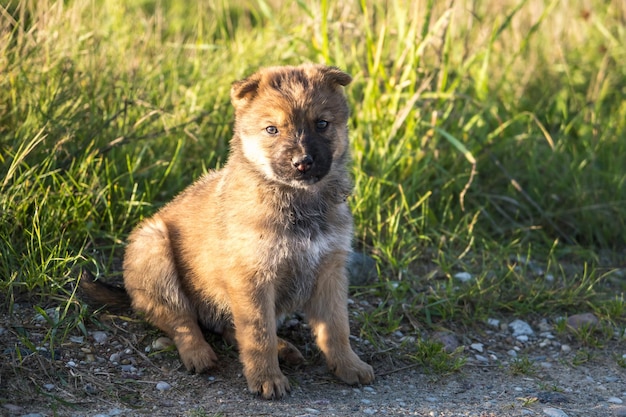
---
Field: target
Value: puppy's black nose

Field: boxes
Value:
[292,154,314,173]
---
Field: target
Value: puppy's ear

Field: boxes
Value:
[231,73,261,109]
[320,66,352,87]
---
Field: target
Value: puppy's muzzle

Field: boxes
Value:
[292,154,314,173]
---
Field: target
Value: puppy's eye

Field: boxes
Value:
[315,120,329,131]
[266,126,279,135]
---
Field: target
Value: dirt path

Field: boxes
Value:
[1,306,625,417]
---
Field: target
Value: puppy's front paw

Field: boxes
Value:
[330,352,375,385]
[178,341,218,373]
[247,371,291,400]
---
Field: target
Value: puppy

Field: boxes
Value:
[86,64,374,399]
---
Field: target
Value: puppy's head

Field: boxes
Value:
[230,64,352,188]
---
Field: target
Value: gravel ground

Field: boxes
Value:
[1,299,625,417]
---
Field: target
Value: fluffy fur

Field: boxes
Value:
[87,64,374,399]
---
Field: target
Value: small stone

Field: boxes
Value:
[454,272,472,282]
[608,397,624,404]
[516,335,529,343]
[431,331,460,353]
[542,408,569,417]
[475,354,488,362]
[91,331,108,343]
[363,409,377,415]
[507,349,518,357]
[363,386,376,393]
[347,252,378,286]
[67,361,77,368]
[120,364,136,373]
[537,392,568,404]
[487,318,500,328]
[156,381,172,391]
[84,383,98,395]
[538,319,552,332]
[509,319,534,337]
[152,337,174,351]
[566,313,599,331]
[43,383,55,391]
[561,344,571,353]
[70,336,84,344]
[109,353,121,363]
[304,408,320,414]
[470,343,484,353]
[2,404,21,413]
[361,399,372,404]
[426,397,438,402]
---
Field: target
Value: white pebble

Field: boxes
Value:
[361,399,372,404]
[109,353,121,363]
[487,318,500,328]
[67,361,77,368]
[363,386,376,393]
[516,335,529,342]
[363,409,377,415]
[543,408,569,417]
[69,336,84,344]
[454,272,473,282]
[43,384,55,391]
[304,408,320,414]
[475,354,489,362]
[608,397,624,404]
[470,343,484,353]
[509,319,535,337]
[155,381,171,391]
[507,349,518,357]
[561,345,571,353]
[91,331,108,344]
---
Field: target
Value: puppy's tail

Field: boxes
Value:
[79,269,132,313]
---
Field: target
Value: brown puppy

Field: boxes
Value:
[118,64,373,399]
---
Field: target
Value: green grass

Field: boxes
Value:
[1,0,625,355]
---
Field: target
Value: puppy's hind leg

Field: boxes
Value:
[123,216,217,373]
